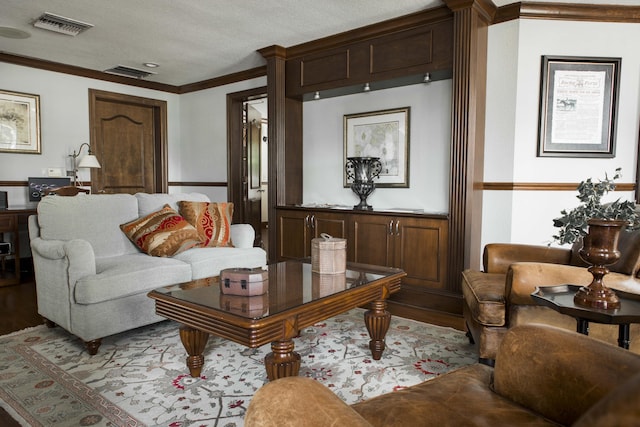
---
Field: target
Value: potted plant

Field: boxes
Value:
[552,168,639,309]
[552,168,639,245]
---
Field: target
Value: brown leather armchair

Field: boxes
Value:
[462,229,640,363]
[245,324,640,427]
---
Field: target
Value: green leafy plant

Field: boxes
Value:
[552,168,640,245]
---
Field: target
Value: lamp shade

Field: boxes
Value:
[78,154,101,169]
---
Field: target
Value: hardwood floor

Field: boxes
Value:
[0,273,41,427]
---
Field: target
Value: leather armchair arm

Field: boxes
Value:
[483,243,571,274]
[245,377,372,427]
[494,324,640,426]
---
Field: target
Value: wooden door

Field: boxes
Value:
[89,90,167,194]
[349,214,393,266]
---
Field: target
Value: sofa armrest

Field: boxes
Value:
[494,324,640,426]
[231,223,256,248]
[30,237,97,329]
[245,377,372,427]
[483,243,571,274]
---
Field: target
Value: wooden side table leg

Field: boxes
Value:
[179,326,209,377]
[264,340,300,380]
[365,299,391,360]
[618,324,630,349]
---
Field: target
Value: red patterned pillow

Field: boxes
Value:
[120,204,202,257]
[178,201,234,247]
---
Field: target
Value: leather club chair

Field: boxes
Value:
[245,324,640,427]
[462,229,640,364]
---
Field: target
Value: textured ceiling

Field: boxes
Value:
[0,0,637,86]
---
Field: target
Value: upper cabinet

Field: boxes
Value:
[285,18,453,98]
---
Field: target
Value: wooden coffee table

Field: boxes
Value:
[148,260,405,380]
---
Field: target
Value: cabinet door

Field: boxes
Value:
[349,214,393,266]
[393,217,448,290]
[276,209,311,260]
[312,212,348,240]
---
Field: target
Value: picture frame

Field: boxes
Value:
[0,89,41,154]
[344,107,410,188]
[537,56,620,158]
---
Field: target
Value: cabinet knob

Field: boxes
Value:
[395,220,400,236]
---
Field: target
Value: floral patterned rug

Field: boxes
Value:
[0,309,477,426]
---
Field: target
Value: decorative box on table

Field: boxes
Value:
[312,272,347,298]
[311,233,346,274]
[219,267,268,296]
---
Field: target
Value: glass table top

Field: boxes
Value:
[153,260,395,320]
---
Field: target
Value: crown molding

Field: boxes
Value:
[495,2,640,24]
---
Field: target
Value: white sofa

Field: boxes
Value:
[28,192,267,354]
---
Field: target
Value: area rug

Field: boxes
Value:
[0,309,477,427]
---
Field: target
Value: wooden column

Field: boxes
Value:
[443,0,494,291]
[258,46,303,263]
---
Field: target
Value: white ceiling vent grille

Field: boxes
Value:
[33,12,93,36]
[104,65,157,79]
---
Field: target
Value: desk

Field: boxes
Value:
[532,284,640,349]
[0,207,37,286]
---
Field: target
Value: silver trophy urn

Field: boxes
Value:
[345,157,382,210]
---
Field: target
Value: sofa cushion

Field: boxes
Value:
[135,192,210,217]
[174,246,267,280]
[178,201,234,247]
[120,205,202,257]
[461,270,506,326]
[37,193,139,258]
[74,253,192,304]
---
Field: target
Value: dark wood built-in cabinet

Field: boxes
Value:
[261,2,492,329]
[276,206,456,326]
[285,14,454,97]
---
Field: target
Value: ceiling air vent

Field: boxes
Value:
[104,65,157,79]
[33,12,93,36]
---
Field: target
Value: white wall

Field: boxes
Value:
[482,19,640,265]
[303,80,452,212]
[0,62,181,206]
[177,77,265,201]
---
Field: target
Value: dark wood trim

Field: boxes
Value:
[88,89,168,193]
[284,7,454,59]
[443,0,490,293]
[494,2,640,24]
[3,180,633,193]
[179,67,267,94]
[168,182,228,187]
[0,52,180,93]
[479,182,636,191]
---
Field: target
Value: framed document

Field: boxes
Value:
[537,56,621,158]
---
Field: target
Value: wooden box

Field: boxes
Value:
[219,267,268,296]
[312,233,346,274]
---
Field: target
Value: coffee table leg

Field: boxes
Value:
[365,299,391,360]
[264,340,301,380]
[179,326,209,377]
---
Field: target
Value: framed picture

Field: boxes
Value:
[537,56,620,158]
[0,89,41,154]
[344,107,410,188]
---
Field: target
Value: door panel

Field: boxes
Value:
[350,214,392,266]
[89,90,167,195]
